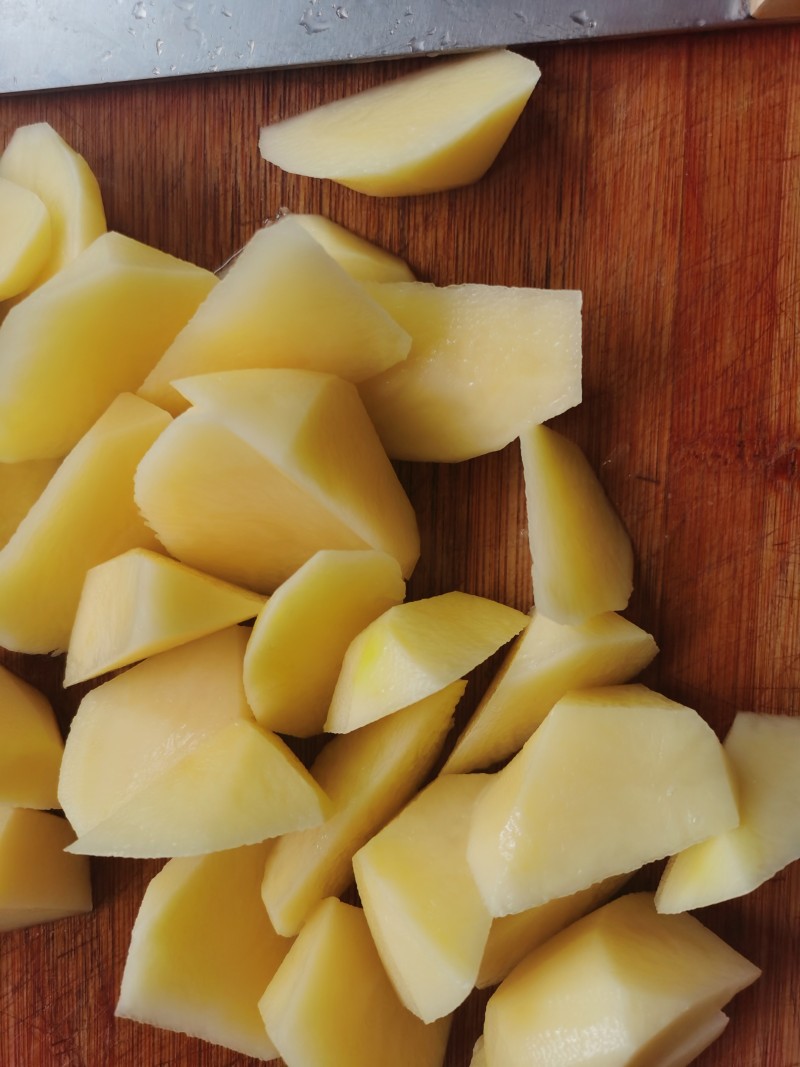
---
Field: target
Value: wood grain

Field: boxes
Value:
[1,22,799,1067]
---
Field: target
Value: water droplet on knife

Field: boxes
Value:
[155,38,164,55]
[132,0,147,17]
[570,9,596,28]
[335,5,349,18]
[300,2,330,33]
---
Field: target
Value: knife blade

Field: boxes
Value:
[0,0,795,95]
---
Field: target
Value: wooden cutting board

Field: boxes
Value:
[1,22,799,1067]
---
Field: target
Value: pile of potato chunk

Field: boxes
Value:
[1,70,799,1067]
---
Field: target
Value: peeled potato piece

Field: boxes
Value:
[656,711,800,913]
[262,681,462,937]
[0,665,63,810]
[325,591,528,734]
[259,49,540,196]
[0,231,216,462]
[259,898,451,1067]
[443,609,658,774]
[521,423,634,624]
[65,548,265,686]
[482,893,759,1067]
[0,393,169,655]
[0,177,51,299]
[244,549,405,738]
[59,628,327,858]
[116,843,291,1060]
[0,122,105,285]
[359,281,582,462]
[290,214,415,282]
[135,369,420,593]
[139,218,411,414]
[354,774,493,1023]
[468,685,739,916]
[0,807,92,931]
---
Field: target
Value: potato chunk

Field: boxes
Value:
[0,231,215,462]
[139,218,411,414]
[65,548,265,686]
[259,49,540,196]
[259,898,451,1067]
[116,843,291,1060]
[325,591,528,733]
[656,711,800,912]
[0,665,63,810]
[58,628,327,858]
[467,685,739,916]
[354,774,492,1023]
[0,807,92,931]
[359,281,582,462]
[134,369,420,593]
[482,893,759,1067]
[0,122,105,285]
[0,177,50,299]
[0,393,169,654]
[0,458,59,548]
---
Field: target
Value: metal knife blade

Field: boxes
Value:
[0,0,788,95]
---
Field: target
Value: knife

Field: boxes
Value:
[1,0,798,95]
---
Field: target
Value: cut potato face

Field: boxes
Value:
[656,711,800,913]
[0,122,106,286]
[482,893,759,1067]
[138,217,410,414]
[289,214,415,282]
[59,628,328,858]
[65,548,265,687]
[135,369,420,593]
[521,423,634,624]
[261,680,462,937]
[0,458,59,549]
[0,665,63,810]
[259,898,451,1067]
[354,773,492,1023]
[326,591,528,733]
[467,685,739,916]
[244,549,405,737]
[0,807,92,931]
[0,393,169,654]
[116,842,291,1060]
[359,281,582,462]
[443,609,658,774]
[0,231,216,462]
[259,49,540,196]
[0,177,51,300]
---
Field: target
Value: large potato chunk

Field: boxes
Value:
[262,681,462,937]
[521,423,634,624]
[0,458,59,548]
[139,218,411,414]
[467,685,739,916]
[116,842,291,1060]
[0,807,92,931]
[0,122,105,286]
[0,177,51,299]
[58,628,327,858]
[259,49,540,196]
[259,898,451,1067]
[443,609,658,774]
[0,231,215,462]
[0,665,63,810]
[0,393,169,654]
[354,773,493,1023]
[244,549,405,737]
[482,893,759,1067]
[325,591,528,733]
[64,548,265,686]
[134,369,420,593]
[359,282,582,462]
[656,711,800,913]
